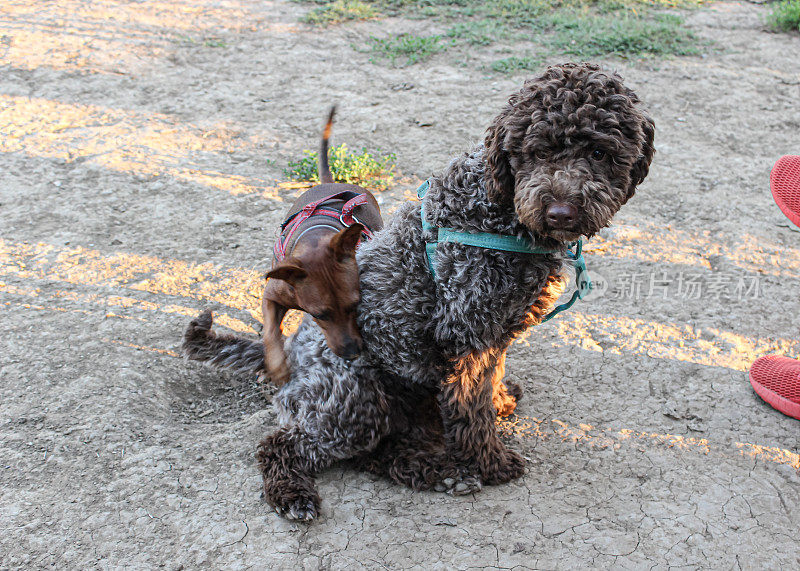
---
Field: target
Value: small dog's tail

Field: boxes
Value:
[182,309,265,375]
[319,105,336,184]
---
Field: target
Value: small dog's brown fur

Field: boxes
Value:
[262,222,366,385]
[261,108,383,385]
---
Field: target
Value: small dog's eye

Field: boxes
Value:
[313,311,332,321]
[591,149,606,161]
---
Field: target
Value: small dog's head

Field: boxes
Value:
[484,63,655,242]
[266,224,364,360]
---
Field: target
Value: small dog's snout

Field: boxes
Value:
[340,338,362,361]
[546,202,578,229]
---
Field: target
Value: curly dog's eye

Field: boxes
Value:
[591,149,606,161]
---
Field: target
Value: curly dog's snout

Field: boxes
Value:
[545,202,578,229]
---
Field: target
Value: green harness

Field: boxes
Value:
[416,180,591,323]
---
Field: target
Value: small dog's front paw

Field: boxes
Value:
[262,361,291,387]
[433,474,483,495]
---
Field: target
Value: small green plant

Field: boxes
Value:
[490,55,544,74]
[447,20,507,45]
[284,144,396,191]
[767,0,800,32]
[303,0,378,25]
[548,12,701,57]
[367,33,448,66]
[203,37,227,48]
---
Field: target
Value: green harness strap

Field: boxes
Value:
[416,180,591,322]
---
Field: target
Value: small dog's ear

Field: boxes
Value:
[625,111,655,203]
[484,119,515,208]
[266,261,307,284]
[330,223,363,261]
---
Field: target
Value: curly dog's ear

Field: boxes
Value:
[484,117,516,208]
[625,111,655,203]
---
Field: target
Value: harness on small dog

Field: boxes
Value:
[274,190,375,261]
[416,180,591,323]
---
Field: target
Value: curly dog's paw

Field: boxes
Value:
[483,449,526,485]
[263,475,321,522]
[275,496,319,522]
[433,473,483,496]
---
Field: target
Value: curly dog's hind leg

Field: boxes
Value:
[259,366,391,521]
[358,436,482,496]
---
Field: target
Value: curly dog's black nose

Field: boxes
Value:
[546,202,578,229]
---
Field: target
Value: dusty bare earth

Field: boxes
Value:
[1,1,799,568]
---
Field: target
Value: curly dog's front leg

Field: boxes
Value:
[490,349,524,417]
[439,349,525,485]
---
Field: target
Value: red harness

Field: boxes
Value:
[274,191,375,261]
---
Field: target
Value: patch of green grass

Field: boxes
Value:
[303,0,378,25]
[297,0,707,61]
[547,12,701,57]
[367,33,448,66]
[447,20,508,45]
[284,144,396,190]
[490,55,544,74]
[767,0,800,32]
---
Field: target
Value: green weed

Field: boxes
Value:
[447,20,508,45]
[490,55,544,74]
[767,0,800,32]
[367,34,448,66]
[303,0,378,25]
[284,144,396,190]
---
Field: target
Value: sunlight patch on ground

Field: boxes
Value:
[0,239,263,324]
[735,442,800,470]
[0,0,274,74]
[0,95,281,198]
[523,311,800,372]
[0,281,256,335]
[588,222,800,279]
[498,415,798,471]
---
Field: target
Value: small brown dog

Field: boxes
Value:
[262,107,383,385]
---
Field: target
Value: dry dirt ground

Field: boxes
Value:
[1,1,800,568]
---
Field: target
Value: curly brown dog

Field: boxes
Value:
[184,63,655,521]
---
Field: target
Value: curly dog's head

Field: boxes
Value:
[484,63,655,242]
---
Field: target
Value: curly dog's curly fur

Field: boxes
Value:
[183,63,655,521]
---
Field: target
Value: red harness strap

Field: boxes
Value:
[274,191,375,261]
